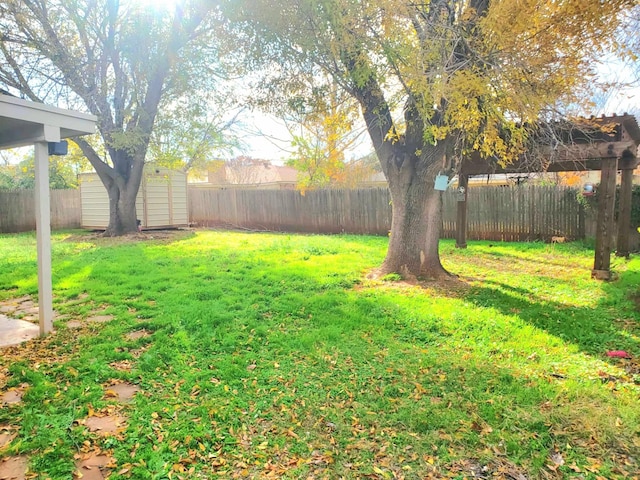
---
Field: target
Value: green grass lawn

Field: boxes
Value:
[0,230,639,479]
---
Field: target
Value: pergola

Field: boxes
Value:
[0,94,96,336]
[455,114,640,280]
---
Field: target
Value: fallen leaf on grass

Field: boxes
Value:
[549,451,564,466]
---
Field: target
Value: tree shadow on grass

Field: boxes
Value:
[449,241,597,271]
[463,277,640,358]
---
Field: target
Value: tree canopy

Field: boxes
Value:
[223,0,636,277]
[0,0,220,235]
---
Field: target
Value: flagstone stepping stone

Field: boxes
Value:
[129,346,149,358]
[0,432,16,449]
[0,456,28,480]
[1,391,23,405]
[109,360,133,372]
[104,383,140,403]
[85,415,126,435]
[16,301,34,310]
[0,306,16,314]
[0,316,39,348]
[75,454,113,480]
[66,320,83,329]
[125,330,150,341]
[87,315,113,323]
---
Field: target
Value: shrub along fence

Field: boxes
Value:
[0,185,612,242]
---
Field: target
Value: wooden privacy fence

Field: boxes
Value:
[189,187,391,235]
[1,185,594,241]
[0,189,81,233]
[443,186,586,241]
[189,185,591,241]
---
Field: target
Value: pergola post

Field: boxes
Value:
[616,166,634,258]
[592,158,618,280]
[34,140,54,335]
[456,174,468,249]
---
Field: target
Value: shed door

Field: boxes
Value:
[144,174,171,228]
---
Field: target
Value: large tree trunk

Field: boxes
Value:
[76,139,145,236]
[377,143,451,279]
[348,54,453,279]
[102,155,145,236]
[382,178,446,278]
[104,178,141,236]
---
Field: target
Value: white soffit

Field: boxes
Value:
[0,94,96,150]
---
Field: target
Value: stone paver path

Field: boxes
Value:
[125,330,150,341]
[0,456,28,480]
[105,383,140,403]
[0,316,39,348]
[75,454,114,480]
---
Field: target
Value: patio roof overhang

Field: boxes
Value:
[0,94,96,339]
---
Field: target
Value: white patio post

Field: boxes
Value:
[34,138,54,335]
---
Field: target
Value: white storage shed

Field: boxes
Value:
[80,166,188,230]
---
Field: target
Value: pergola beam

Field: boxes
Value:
[456,114,640,281]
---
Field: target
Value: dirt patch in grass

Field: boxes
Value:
[362,268,472,299]
[0,431,17,450]
[108,360,134,372]
[447,458,529,480]
[86,315,113,324]
[64,229,194,245]
[628,291,640,313]
[0,384,28,405]
[0,390,23,405]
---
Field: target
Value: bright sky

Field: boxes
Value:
[236,111,374,164]
[135,0,180,10]
[596,57,640,116]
